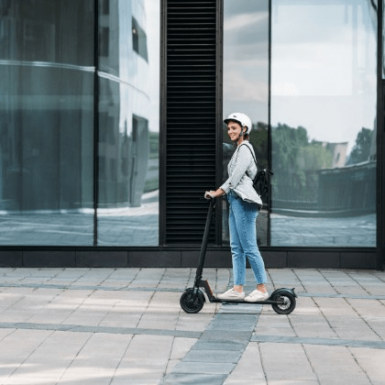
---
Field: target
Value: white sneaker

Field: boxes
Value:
[217,288,245,301]
[244,289,269,302]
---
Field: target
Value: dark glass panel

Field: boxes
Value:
[0,0,94,245]
[271,0,377,247]
[223,0,269,246]
[97,0,159,246]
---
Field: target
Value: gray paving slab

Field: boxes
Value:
[303,344,372,385]
[183,349,242,363]
[11,331,92,383]
[161,373,228,385]
[110,334,173,385]
[172,361,236,375]
[0,322,202,339]
[206,314,258,331]
[169,337,198,361]
[224,342,266,385]
[251,335,385,349]
[0,329,53,378]
[351,347,385,385]
[191,340,248,352]
[259,342,319,384]
[176,312,214,333]
[199,330,254,342]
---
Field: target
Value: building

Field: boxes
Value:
[0,0,383,269]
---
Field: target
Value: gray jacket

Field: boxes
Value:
[220,141,262,206]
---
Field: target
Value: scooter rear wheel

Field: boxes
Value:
[180,289,205,314]
[272,292,296,315]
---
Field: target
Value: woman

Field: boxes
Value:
[205,112,268,302]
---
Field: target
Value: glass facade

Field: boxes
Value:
[0,0,381,261]
[97,0,159,246]
[223,0,269,245]
[0,0,159,246]
[0,0,95,245]
[270,0,377,247]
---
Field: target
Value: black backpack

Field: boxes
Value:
[241,144,273,206]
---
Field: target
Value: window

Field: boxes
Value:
[97,0,159,246]
[223,0,269,245]
[100,27,109,57]
[270,0,377,247]
[0,0,160,247]
[132,17,148,62]
[0,0,95,245]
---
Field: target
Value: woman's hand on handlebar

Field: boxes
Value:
[204,188,225,199]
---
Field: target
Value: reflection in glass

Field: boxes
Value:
[271,0,377,246]
[0,0,94,245]
[223,0,269,245]
[383,0,385,78]
[97,0,159,246]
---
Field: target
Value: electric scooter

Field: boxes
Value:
[180,197,297,314]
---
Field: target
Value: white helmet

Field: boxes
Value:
[224,112,252,134]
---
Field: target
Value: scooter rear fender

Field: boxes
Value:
[269,288,297,300]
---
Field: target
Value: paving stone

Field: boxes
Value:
[313,297,381,341]
[115,332,172,356]
[176,313,214,332]
[183,349,242,363]
[347,298,385,339]
[254,308,296,337]
[165,359,179,375]
[172,361,235,375]
[169,337,198,360]
[251,335,385,349]
[200,330,253,342]
[259,342,319,384]
[224,342,266,385]
[288,297,338,339]
[207,314,258,332]
[192,340,248,352]
[0,329,53,378]
[205,321,256,332]
[9,331,91,383]
[304,344,371,385]
[219,302,262,314]
[161,373,228,385]
[129,268,165,288]
[351,347,385,385]
[0,328,14,341]
[58,332,132,384]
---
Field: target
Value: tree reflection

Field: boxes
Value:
[271,123,376,217]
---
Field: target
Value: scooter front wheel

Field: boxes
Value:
[180,289,205,314]
[271,292,296,315]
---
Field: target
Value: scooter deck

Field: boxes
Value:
[210,298,278,305]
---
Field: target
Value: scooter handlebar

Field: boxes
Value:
[204,191,216,200]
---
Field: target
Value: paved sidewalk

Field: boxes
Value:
[0,267,384,384]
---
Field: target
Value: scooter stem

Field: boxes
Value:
[194,198,215,287]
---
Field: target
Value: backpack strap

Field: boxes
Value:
[240,143,274,176]
[239,143,258,181]
[239,143,257,167]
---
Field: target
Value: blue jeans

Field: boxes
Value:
[228,191,267,286]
